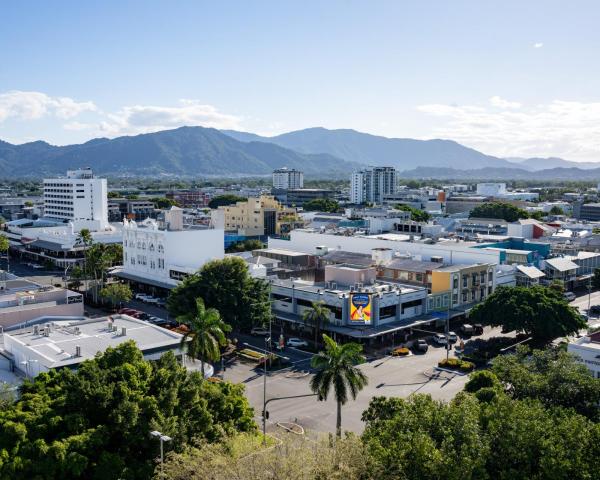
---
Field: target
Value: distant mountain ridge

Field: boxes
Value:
[0,127,360,178]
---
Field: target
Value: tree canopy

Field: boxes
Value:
[394,204,431,222]
[0,341,256,480]
[151,197,179,209]
[469,202,530,222]
[469,286,585,345]
[208,194,246,209]
[167,257,271,331]
[302,198,339,212]
[225,239,265,253]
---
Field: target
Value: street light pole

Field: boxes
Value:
[150,430,172,473]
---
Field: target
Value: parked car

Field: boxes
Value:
[135,293,150,301]
[564,291,576,302]
[589,305,600,315]
[460,324,474,335]
[250,326,269,336]
[433,333,448,345]
[118,308,138,315]
[447,331,458,343]
[155,299,167,308]
[287,338,309,348]
[144,297,159,305]
[151,317,169,326]
[473,324,484,335]
[412,338,429,353]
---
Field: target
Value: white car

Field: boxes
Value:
[433,333,448,345]
[135,293,150,301]
[144,297,159,305]
[563,292,576,302]
[286,338,309,348]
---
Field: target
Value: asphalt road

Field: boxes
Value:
[226,326,510,435]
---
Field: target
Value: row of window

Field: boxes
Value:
[124,239,164,253]
[453,271,492,289]
[127,252,165,269]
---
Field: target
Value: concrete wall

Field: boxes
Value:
[0,301,84,329]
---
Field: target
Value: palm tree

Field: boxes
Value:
[178,298,231,378]
[76,228,92,293]
[310,334,368,437]
[302,301,331,347]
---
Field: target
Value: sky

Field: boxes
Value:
[1,0,600,161]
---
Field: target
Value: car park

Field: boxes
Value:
[412,338,429,353]
[251,326,269,336]
[286,338,309,348]
[433,333,448,345]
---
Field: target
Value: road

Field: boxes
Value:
[225,326,509,435]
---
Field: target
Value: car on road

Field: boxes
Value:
[135,293,150,301]
[286,338,309,348]
[412,338,429,353]
[589,305,600,316]
[564,291,576,302]
[447,331,458,343]
[144,296,160,305]
[433,333,448,345]
[250,326,269,336]
[31,264,45,270]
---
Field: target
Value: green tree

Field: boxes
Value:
[178,298,231,377]
[549,205,564,215]
[151,197,179,209]
[469,286,585,345]
[76,228,93,292]
[107,191,121,198]
[100,282,133,309]
[302,301,331,347]
[394,204,431,222]
[167,257,270,331]
[0,234,9,271]
[225,239,265,253]
[469,202,530,222]
[490,346,600,420]
[310,334,368,437]
[302,198,340,212]
[208,194,246,209]
[0,341,256,480]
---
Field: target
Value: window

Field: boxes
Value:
[462,292,468,302]
[462,276,468,288]
[488,271,493,282]
[380,304,397,319]
[158,244,164,254]
[158,258,164,269]
[131,257,135,265]
[401,299,421,314]
[149,243,154,252]
[480,272,486,283]
[453,277,458,289]
[150,260,155,269]
[141,242,146,250]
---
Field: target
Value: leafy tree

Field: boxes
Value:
[490,346,600,420]
[469,286,585,345]
[208,194,246,209]
[549,205,564,215]
[302,301,331,347]
[167,257,270,331]
[126,194,139,200]
[0,234,9,270]
[394,204,431,222]
[302,198,340,212]
[529,210,545,220]
[0,341,256,480]
[469,202,529,222]
[151,197,179,209]
[225,239,265,253]
[178,298,231,377]
[24,200,34,207]
[76,228,93,291]
[107,191,121,198]
[310,334,368,437]
[100,282,133,309]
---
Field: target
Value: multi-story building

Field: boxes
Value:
[430,263,495,309]
[272,168,304,190]
[118,207,224,294]
[271,188,335,207]
[210,195,303,238]
[350,167,397,205]
[568,330,600,379]
[43,168,109,230]
[573,202,600,221]
[108,198,156,221]
[166,190,211,208]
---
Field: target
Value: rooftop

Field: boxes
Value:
[5,315,183,369]
[545,257,579,272]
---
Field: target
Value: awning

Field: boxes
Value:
[113,270,175,290]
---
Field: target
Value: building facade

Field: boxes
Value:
[272,168,304,190]
[350,167,397,205]
[43,168,109,230]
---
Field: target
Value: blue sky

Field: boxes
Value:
[1,0,600,160]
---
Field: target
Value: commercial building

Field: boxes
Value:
[166,190,211,208]
[573,202,600,221]
[43,168,109,230]
[0,273,83,329]
[542,257,579,290]
[210,195,303,238]
[269,263,428,342]
[108,198,156,221]
[568,330,600,379]
[117,207,224,293]
[273,168,304,190]
[350,167,397,204]
[515,265,545,286]
[3,315,185,378]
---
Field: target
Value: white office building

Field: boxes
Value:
[273,168,304,190]
[476,183,507,197]
[119,207,224,290]
[350,167,397,204]
[43,168,109,230]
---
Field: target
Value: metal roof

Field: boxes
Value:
[545,257,579,272]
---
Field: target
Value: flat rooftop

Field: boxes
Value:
[272,277,423,295]
[255,248,311,257]
[5,315,183,369]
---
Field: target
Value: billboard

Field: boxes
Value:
[349,293,372,324]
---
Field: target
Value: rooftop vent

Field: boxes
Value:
[121,327,127,336]
[75,345,81,357]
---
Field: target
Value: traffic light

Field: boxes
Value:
[262,410,269,419]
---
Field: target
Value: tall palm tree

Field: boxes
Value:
[310,334,368,437]
[303,301,331,347]
[178,298,231,378]
[76,228,92,293]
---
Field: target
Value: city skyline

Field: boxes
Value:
[1,1,600,161]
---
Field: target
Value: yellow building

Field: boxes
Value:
[210,195,303,237]
[429,263,495,310]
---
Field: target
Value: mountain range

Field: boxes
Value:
[1,125,599,179]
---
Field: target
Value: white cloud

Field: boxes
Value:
[489,96,521,109]
[533,42,544,48]
[416,99,600,161]
[0,90,96,122]
[98,100,242,136]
